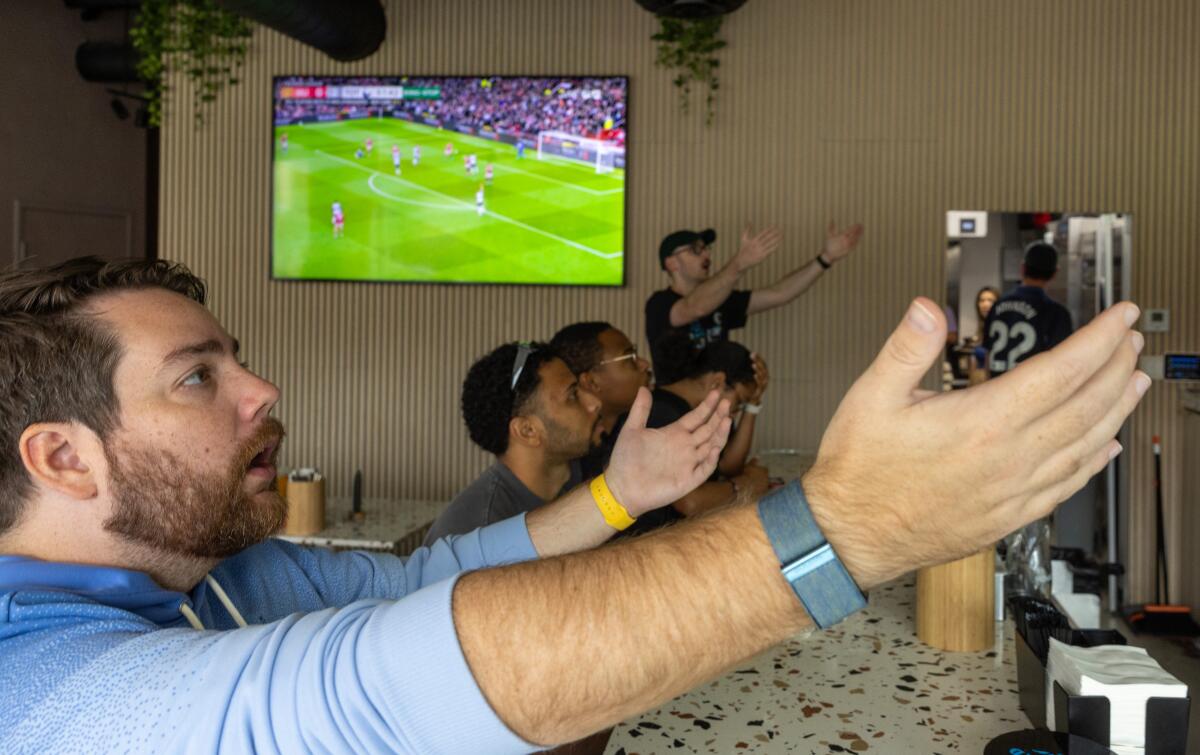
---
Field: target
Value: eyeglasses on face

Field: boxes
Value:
[596,346,640,368]
[674,242,707,258]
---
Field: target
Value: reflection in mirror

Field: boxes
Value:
[944,210,1133,606]
[943,211,1131,392]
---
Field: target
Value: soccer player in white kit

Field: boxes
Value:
[412,145,421,166]
[279,132,288,155]
[475,185,485,217]
[468,154,478,175]
[331,201,345,238]
[391,145,402,175]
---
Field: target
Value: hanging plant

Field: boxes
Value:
[651,15,727,125]
[130,0,253,127]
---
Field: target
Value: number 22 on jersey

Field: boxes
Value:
[988,320,1037,372]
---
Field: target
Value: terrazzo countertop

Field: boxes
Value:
[605,578,1024,754]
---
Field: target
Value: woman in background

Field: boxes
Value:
[967,285,1000,384]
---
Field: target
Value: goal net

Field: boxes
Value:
[535,130,625,174]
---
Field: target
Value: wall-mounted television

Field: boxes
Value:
[271,76,627,286]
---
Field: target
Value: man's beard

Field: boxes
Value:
[542,414,594,461]
[103,418,287,560]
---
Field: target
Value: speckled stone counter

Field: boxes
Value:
[604,577,1024,754]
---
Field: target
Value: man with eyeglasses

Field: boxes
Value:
[647,222,865,383]
[550,322,651,475]
[554,323,772,531]
[424,342,603,544]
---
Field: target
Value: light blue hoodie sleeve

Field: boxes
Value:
[0,512,547,753]
[207,513,539,624]
[3,575,540,754]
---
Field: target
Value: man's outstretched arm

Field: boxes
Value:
[747,222,864,315]
[668,226,781,326]
[454,298,1146,748]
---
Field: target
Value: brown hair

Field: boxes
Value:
[0,256,207,534]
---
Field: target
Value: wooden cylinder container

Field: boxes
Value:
[916,547,996,652]
[283,477,325,536]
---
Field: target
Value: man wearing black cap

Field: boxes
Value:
[646,223,864,383]
[982,241,1074,378]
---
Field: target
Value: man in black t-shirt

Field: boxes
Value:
[982,242,1074,378]
[596,341,771,536]
[646,222,864,383]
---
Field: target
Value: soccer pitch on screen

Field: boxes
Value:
[271,119,626,285]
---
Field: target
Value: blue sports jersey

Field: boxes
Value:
[983,285,1073,376]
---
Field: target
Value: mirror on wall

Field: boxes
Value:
[943,210,1133,573]
[943,211,1131,391]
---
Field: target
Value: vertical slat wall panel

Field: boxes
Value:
[161,0,1199,604]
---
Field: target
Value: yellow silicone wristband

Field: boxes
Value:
[590,474,636,531]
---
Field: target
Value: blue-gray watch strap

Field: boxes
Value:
[756,480,867,629]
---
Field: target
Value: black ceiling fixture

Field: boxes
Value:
[634,0,747,18]
[110,97,130,120]
[107,88,151,126]
[64,0,142,22]
[69,0,386,67]
[75,40,140,82]
[215,0,386,62]
[69,2,142,84]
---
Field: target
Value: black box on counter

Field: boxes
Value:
[1050,680,1190,755]
[1013,621,1191,754]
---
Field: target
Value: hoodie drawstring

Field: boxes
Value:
[179,603,205,630]
[178,574,249,630]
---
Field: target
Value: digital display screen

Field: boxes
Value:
[271,76,627,286]
[1165,353,1200,381]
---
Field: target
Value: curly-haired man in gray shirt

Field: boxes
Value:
[425,342,597,545]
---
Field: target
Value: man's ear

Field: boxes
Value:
[707,371,728,393]
[19,423,100,500]
[578,369,601,395]
[507,414,544,450]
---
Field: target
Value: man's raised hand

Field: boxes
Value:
[801,298,1147,590]
[605,389,732,518]
[821,221,864,263]
[734,225,783,271]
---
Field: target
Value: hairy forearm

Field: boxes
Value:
[747,258,825,315]
[525,484,617,558]
[672,480,738,517]
[717,415,755,475]
[671,262,741,326]
[453,503,812,747]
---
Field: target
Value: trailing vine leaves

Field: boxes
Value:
[130,0,252,127]
[651,16,727,125]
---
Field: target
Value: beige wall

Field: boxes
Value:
[160,0,1199,604]
[1,4,147,266]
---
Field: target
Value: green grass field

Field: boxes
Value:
[272,118,625,285]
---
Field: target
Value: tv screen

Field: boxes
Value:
[271,76,627,286]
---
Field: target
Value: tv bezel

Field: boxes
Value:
[268,73,630,289]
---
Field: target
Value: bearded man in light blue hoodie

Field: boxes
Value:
[0,256,1147,753]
